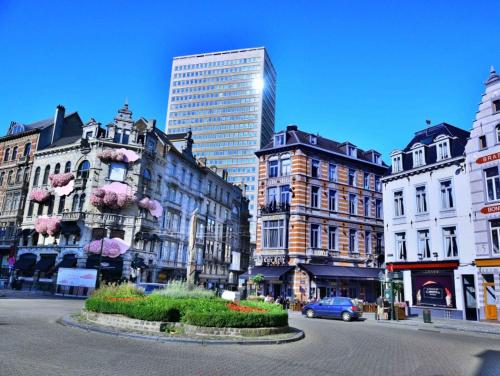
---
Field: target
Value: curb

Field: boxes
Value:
[58,315,305,346]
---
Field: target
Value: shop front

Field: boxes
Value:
[298,264,382,303]
[475,259,500,321]
[241,266,294,298]
[387,260,470,320]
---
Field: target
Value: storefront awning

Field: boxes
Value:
[387,261,459,271]
[34,254,57,272]
[14,254,36,271]
[240,266,294,281]
[299,264,383,280]
[60,221,81,235]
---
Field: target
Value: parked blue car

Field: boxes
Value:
[302,297,362,321]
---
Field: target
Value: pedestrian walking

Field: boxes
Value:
[376,295,384,320]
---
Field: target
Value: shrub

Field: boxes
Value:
[183,310,288,328]
[91,283,144,299]
[152,281,216,299]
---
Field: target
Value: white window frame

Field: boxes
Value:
[443,226,458,258]
[363,172,370,189]
[328,189,336,211]
[348,169,356,186]
[364,196,370,217]
[392,154,402,173]
[349,229,358,254]
[280,157,291,176]
[349,193,357,215]
[485,167,500,202]
[365,230,372,254]
[311,159,320,178]
[108,162,127,182]
[436,140,450,161]
[262,219,286,249]
[274,134,285,147]
[328,163,337,182]
[440,179,454,210]
[412,148,425,167]
[491,221,500,254]
[311,186,320,208]
[394,190,405,217]
[395,232,407,260]
[415,185,428,214]
[417,229,431,259]
[328,226,337,251]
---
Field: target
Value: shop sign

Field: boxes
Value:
[411,270,455,308]
[480,205,500,214]
[476,152,500,164]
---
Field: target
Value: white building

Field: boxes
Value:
[383,123,477,320]
[465,66,500,321]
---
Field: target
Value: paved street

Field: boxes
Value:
[1,295,499,376]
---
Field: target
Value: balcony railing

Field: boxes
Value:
[259,202,290,215]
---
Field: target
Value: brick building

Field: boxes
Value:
[0,106,83,281]
[249,125,387,302]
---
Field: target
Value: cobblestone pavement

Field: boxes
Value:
[1,295,500,376]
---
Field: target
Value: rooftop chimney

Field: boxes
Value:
[52,105,65,144]
[286,124,298,131]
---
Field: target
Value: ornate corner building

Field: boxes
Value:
[249,125,387,302]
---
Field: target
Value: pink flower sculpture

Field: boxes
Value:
[84,237,129,258]
[30,188,51,203]
[138,197,163,218]
[49,173,74,187]
[34,216,61,236]
[90,182,135,209]
[97,148,139,163]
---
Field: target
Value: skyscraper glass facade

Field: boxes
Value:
[166,47,276,242]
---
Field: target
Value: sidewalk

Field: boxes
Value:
[363,312,500,336]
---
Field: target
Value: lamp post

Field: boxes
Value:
[95,227,106,289]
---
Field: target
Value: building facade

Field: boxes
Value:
[12,103,250,292]
[251,125,386,302]
[165,47,277,243]
[384,123,476,320]
[0,106,83,281]
[465,66,500,321]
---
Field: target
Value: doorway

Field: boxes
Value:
[483,274,498,320]
[462,275,477,321]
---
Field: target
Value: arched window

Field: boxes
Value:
[15,169,22,184]
[7,170,13,184]
[11,146,18,161]
[78,194,86,211]
[77,160,90,180]
[42,165,50,185]
[54,163,61,175]
[143,169,151,180]
[3,148,10,162]
[23,143,31,157]
[0,172,4,186]
[58,196,66,214]
[72,194,79,211]
[33,167,41,186]
[64,161,71,173]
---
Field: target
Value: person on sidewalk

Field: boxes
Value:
[376,295,384,320]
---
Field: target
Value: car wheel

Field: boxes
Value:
[342,312,351,322]
[306,309,315,318]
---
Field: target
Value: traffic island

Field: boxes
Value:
[66,283,304,345]
[61,312,304,345]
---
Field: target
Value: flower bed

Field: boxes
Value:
[85,284,288,328]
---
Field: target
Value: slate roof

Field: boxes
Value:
[257,125,388,168]
[389,122,470,176]
[45,135,82,149]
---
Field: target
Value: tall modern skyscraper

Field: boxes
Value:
[166,47,276,242]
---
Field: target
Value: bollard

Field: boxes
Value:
[423,309,431,323]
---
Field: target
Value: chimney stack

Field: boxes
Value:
[52,105,65,144]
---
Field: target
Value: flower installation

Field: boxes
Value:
[84,237,130,258]
[137,197,163,218]
[90,182,136,209]
[97,148,140,163]
[34,216,61,236]
[49,172,75,196]
[29,188,51,203]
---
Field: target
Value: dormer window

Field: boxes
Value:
[373,154,381,165]
[274,134,285,147]
[412,148,425,167]
[436,140,450,160]
[348,146,357,157]
[309,135,317,145]
[392,154,403,173]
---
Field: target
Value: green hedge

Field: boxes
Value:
[84,295,288,328]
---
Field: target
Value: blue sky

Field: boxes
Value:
[0,1,499,159]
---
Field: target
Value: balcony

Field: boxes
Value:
[259,202,290,215]
[61,211,85,221]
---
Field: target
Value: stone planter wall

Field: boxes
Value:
[82,310,290,337]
